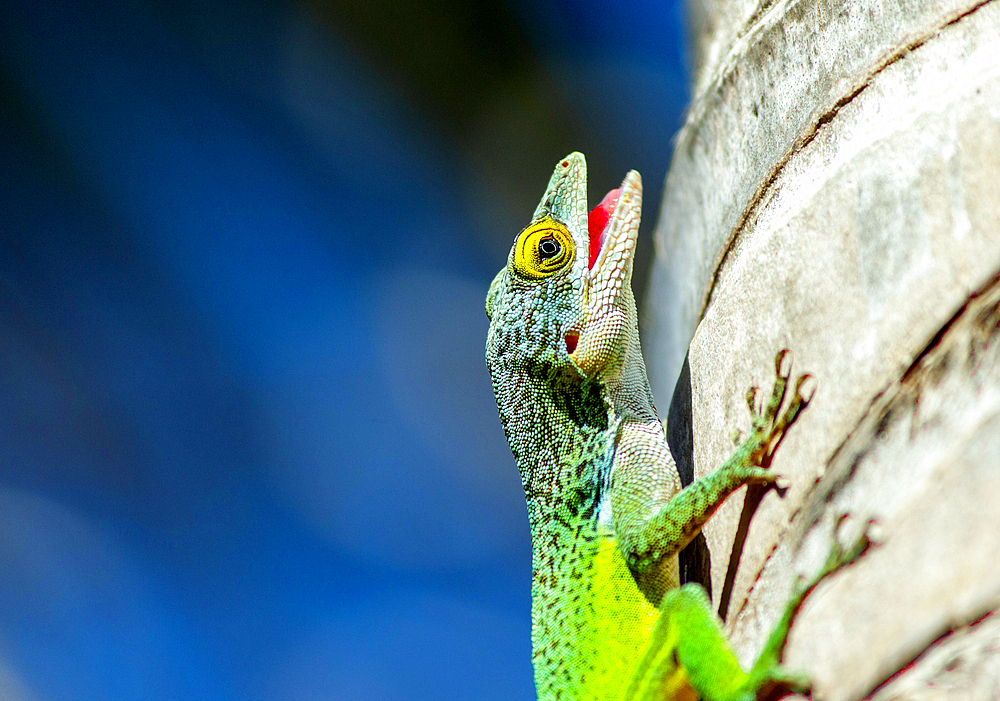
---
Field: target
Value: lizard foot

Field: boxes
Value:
[755,669,811,701]
[731,350,815,485]
[803,514,876,593]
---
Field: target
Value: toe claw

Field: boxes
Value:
[829,514,879,571]
[764,354,792,425]
[775,349,792,379]
[747,386,761,416]
[797,374,817,403]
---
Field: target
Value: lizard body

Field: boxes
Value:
[485,153,868,701]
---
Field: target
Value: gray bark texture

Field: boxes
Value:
[646,1,1000,698]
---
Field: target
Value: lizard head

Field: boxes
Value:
[486,152,643,383]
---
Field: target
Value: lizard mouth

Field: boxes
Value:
[588,188,620,270]
[563,190,618,356]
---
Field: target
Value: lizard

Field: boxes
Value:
[484,152,870,701]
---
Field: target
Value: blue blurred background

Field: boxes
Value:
[0,1,688,698]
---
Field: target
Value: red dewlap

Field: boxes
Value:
[588,189,620,269]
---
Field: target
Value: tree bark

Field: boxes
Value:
[646,1,1000,698]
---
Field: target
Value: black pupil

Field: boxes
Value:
[538,238,561,260]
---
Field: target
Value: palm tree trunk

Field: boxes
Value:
[646,1,1000,698]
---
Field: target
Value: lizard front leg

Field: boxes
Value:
[612,349,814,598]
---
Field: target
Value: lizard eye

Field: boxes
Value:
[513,219,574,279]
[537,238,561,260]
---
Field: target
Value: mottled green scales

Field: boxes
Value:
[485,153,869,701]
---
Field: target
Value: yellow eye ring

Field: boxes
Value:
[513,219,575,279]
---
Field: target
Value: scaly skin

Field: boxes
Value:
[485,153,867,701]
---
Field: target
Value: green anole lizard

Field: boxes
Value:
[485,153,869,701]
